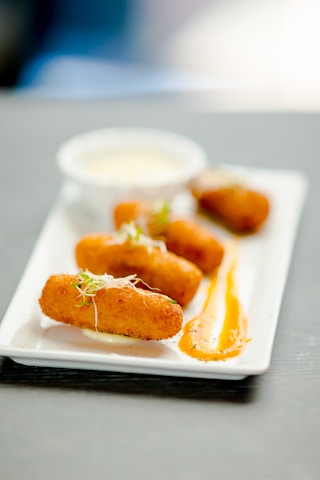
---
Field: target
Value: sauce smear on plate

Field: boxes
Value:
[179,250,249,361]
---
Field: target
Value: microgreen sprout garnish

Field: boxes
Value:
[71,270,176,330]
[72,270,140,304]
[111,221,167,252]
[72,270,141,330]
[152,200,171,227]
[125,222,144,242]
[167,298,177,304]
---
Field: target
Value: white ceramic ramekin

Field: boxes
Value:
[56,126,208,218]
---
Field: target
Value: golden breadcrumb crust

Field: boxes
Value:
[75,234,202,307]
[39,274,183,341]
[113,200,225,273]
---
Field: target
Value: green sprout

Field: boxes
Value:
[112,221,167,252]
[152,200,171,227]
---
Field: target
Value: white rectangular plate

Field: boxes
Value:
[0,166,308,380]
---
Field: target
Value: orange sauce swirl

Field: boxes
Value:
[179,252,249,361]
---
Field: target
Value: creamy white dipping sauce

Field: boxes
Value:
[83,329,140,345]
[80,149,183,185]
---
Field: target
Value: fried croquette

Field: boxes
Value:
[195,187,270,233]
[163,218,224,273]
[75,234,203,307]
[190,171,270,233]
[113,200,166,237]
[113,200,225,273]
[39,273,183,341]
[113,200,148,231]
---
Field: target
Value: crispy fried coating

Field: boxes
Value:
[113,201,145,229]
[163,218,224,274]
[113,200,224,273]
[190,171,270,233]
[113,200,164,236]
[195,187,270,233]
[39,274,183,340]
[75,234,202,307]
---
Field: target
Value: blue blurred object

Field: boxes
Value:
[15,53,219,98]
[0,0,133,88]
[27,0,131,58]
[1,0,217,98]
[18,0,132,84]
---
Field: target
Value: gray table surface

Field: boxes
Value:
[0,94,319,480]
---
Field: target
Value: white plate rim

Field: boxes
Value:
[0,165,309,380]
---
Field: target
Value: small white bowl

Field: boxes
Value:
[56,126,208,218]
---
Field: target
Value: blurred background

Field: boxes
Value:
[0,0,319,110]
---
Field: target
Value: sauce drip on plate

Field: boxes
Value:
[179,245,249,361]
